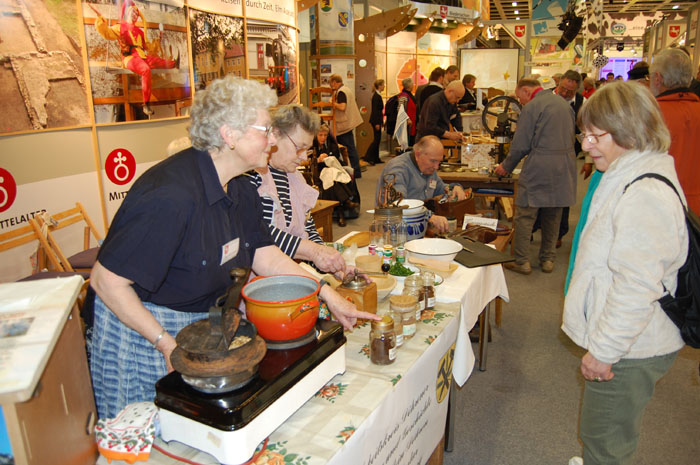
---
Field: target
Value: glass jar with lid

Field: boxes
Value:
[370,207,407,249]
[387,307,404,348]
[390,294,418,341]
[421,271,436,311]
[402,274,425,320]
[370,315,397,365]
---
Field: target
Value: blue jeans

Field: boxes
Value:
[337,130,361,179]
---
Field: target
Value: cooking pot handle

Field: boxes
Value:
[290,299,320,321]
[249,276,266,282]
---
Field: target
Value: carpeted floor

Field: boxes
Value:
[341,147,700,465]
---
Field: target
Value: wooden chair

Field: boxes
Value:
[309,86,336,136]
[0,219,89,280]
[35,202,103,273]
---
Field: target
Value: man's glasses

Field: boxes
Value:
[249,125,272,137]
[283,132,309,155]
[576,132,609,145]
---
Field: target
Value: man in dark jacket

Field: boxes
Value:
[415,81,465,143]
[363,79,385,165]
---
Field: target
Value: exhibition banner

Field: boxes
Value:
[318,0,353,55]
[187,0,243,16]
[190,9,246,89]
[244,0,295,28]
[409,1,477,24]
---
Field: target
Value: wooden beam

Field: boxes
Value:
[416,17,434,39]
[619,0,641,14]
[355,4,416,35]
[494,0,507,20]
[297,0,319,12]
[449,23,471,42]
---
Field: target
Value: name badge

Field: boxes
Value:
[220,238,240,265]
[429,179,437,189]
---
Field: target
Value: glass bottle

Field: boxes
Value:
[421,271,436,312]
[369,315,397,365]
[390,294,418,341]
[370,207,407,249]
[389,306,404,348]
[402,274,425,320]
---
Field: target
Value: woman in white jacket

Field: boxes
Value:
[563,82,689,465]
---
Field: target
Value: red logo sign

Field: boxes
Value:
[440,5,447,18]
[515,25,525,37]
[105,148,136,186]
[0,168,17,213]
[669,25,680,38]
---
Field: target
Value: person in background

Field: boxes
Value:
[458,74,488,111]
[416,67,446,124]
[329,74,363,179]
[376,136,467,233]
[397,77,417,147]
[605,72,615,84]
[247,105,349,269]
[363,79,385,165]
[444,65,460,84]
[552,73,563,86]
[564,81,688,465]
[312,124,360,227]
[88,77,375,419]
[416,80,465,142]
[649,47,700,214]
[494,78,576,274]
[582,77,596,99]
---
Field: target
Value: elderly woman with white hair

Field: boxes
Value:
[89,77,376,419]
[563,81,689,465]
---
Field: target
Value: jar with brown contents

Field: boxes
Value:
[390,294,418,341]
[370,315,397,365]
[421,271,436,312]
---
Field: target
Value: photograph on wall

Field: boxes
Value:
[189,9,245,91]
[246,20,298,105]
[0,0,91,135]
[82,0,190,123]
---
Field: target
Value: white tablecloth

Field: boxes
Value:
[337,231,510,387]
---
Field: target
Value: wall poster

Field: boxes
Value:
[82,0,190,123]
[189,9,245,90]
[0,0,91,135]
[246,20,298,104]
[459,48,518,93]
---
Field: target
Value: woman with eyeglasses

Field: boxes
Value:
[247,105,352,271]
[563,81,689,465]
[88,78,376,419]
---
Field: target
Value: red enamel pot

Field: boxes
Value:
[241,275,320,341]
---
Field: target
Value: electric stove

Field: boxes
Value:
[155,319,346,465]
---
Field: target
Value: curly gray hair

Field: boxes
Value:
[189,76,277,151]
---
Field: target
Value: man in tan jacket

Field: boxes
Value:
[330,74,363,179]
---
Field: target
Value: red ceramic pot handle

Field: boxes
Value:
[290,299,320,321]
[249,275,266,282]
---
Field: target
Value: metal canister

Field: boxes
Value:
[368,244,377,255]
[396,246,405,264]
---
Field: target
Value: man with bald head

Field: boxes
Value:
[494,77,576,274]
[376,136,467,232]
[416,80,466,142]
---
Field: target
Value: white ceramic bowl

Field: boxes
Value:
[399,199,425,216]
[404,238,462,262]
[372,275,397,301]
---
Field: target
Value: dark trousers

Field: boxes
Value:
[364,126,382,163]
[337,131,362,179]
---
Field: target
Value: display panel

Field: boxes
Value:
[246,20,298,104]
[0,0,91,134]
[82,0,191,123]
[459,48,518,93]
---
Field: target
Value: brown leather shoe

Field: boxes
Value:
[556,239,562,248]
[504,261,532,275]
[338,216,346,227]
[344,200,359,210]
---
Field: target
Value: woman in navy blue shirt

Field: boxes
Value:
[89,76,377,419]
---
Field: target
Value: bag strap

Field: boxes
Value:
[623,173,684,208]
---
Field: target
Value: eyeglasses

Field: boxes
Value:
[576,132,609,145]
[283,132,309,155]
[249,125,272,137]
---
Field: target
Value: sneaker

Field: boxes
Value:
[504,261,532,275]
[568,457,583,465]
[541,260,554,273]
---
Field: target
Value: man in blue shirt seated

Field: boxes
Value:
[375,135,467,233]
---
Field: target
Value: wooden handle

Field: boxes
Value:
[408,256,452,271]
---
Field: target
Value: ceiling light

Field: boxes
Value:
[512,1,517,5]
[673,5,679,9]
[442,18,447,23]
[516,17,520,20]
[514,10,519,14]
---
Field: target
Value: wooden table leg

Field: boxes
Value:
[478,303,490,372]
